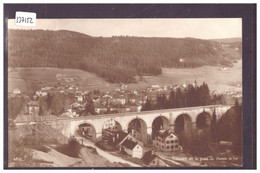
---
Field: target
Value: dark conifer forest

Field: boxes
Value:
[8,29,241,83]
[142,82,226,111]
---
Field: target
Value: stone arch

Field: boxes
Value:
[75,122,97,141]
[127,117,148,145]
[196,111,211,129]
[101,119,123,144]
[151,116,170,139]
[174,113,192,134]
[174,113,192,149]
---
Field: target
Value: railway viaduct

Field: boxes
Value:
[15,105,231,145]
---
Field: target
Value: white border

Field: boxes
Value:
[0,1,258,172]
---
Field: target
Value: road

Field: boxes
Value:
[75,136,141,167]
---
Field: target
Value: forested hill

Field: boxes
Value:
[8,29,241,83]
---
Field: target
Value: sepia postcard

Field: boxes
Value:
[4,4,256,169]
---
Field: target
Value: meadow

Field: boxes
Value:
[8,60,242,95]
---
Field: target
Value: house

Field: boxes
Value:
[102,119,120,130]
[41,86,52,91]
[151,85,160,89]
[162,85,168,90]
[27,101,39,115]
[35,90,48,97]
[120,139,143,159]
[94,103,107,114]
[114,130,128,145]
[69,102,81,109]
[110,104,127,113]
[60,111,78,118]
[101,94,113,107]
[125,103,141,112]
[121,84,127,89]
[101,129,141,148]
[117,130,144,147]
[102,128,129,145]
[140,95,148,104]
[112,94,126,105]
[142,151,169,167]
[67,108,79,117]
[153,130,181,151]
[75,94,84,102]
[129,128,141,142]
[13,88,21,95]
[127,94,137,103]
[59,90,65,93]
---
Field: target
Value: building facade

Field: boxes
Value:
[27,101,39,115]
[120,139,143,159]
[153,130,180,151]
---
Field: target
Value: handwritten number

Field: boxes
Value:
[16,17,33,23]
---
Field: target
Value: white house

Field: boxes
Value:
[153,130,180,152]
[94,103,107,114]
[67,109,79,117]
[13,88,21,95]
[117,131,144,148]
[35,90,48,97]
[120,139,143,159]
[113,95,126,105]
[103,119,117,130]
[75,95,84,102]
[41,86,52,91]
[151,85,160,89]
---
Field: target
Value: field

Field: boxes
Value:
[8,68,118,93]
[8,60,242,94]
[138,60,242,93]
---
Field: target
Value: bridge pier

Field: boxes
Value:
[170,124,175,132]
[147,127,152,144]
[95,132,102,141]
[122,128,128,133]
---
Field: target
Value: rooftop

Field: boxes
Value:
[115,130,128,145]
[155,130,178,140]
[121,139,138,150]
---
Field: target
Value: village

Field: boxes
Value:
[9,84,186,166]
[9,72,241,119]
[8,72,242,167]
[9,73,197,118]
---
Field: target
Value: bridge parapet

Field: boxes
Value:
[14,105,232,139]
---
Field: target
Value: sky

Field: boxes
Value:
[8,18,242,39]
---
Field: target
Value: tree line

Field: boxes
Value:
[142,82,226,111]
[8,29,239,83]
[183,99,242,157]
